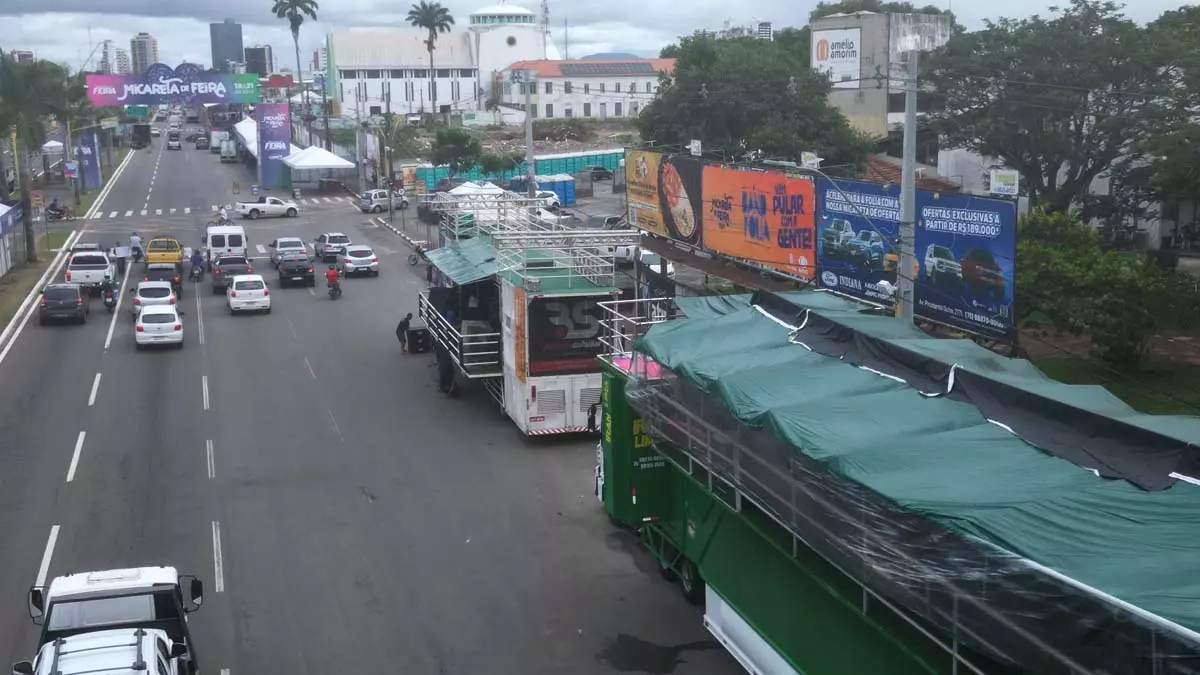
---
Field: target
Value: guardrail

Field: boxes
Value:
[418,290,503,378]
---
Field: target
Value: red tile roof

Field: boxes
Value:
[863,156,961,192]
[504,58,676,78]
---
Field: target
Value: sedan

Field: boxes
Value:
[132,280,177,320]
[135,305,184,350]
[39,283,90,325]
[276,253,315,287]
[336,245,379,277]
[269,237,309,265]
[227,275,271,314]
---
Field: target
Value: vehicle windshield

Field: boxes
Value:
[217,257,247,266]
[279,240,303,249]
[234,280,265,290]
[933,246,955,260]
[328,235,350,244]
[141,312,176,324]
[148,240,178,250]
[360,192,379,200]
[47,593,159,632]
[70,255,108,267]
[348,248,373,258]
[967,249,996,264]
[139,287,171,298]
[641,253,663,266]
[44,287,78,301]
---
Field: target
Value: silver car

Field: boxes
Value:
[358,188,409,213]
[132,280,177,319]
[336,245,379,276]
[269,236,309,265]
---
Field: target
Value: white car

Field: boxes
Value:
[227,274,271,314]
[236,196,299,219]
[167,139,181,150]
[135,305,184,350]
[535,190,561,208]
[923,244,962,285]
[336,245,379,276]
[639,250,676,279]
[131,280,177,319]
[314,232,352,261]
[269,237,309,264]
[150,128,161,137]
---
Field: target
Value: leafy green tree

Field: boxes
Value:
[406,1,455,113]
[923,0,1173,213]
[637,32,873,168]
[429,127,481,179]
[478,151,521,179]
[271,0,320,137]
[1014,208,1104,330]
[808,0,949,22]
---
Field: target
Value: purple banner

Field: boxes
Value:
[86,63,260,106]
[80,130,103,190]
[257,103,290,190]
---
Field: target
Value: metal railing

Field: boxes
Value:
[597,297,683,374]
[417,291,503,378]
[492,229,641,290]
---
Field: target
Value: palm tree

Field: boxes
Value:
[271,0,320,141]
[406,1,455,114]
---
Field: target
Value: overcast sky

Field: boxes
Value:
[0,0,1185,72]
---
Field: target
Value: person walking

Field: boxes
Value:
[395,312,413,352]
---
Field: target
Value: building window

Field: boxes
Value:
[366,70,381,78]
[583,83,590,94]
[369,105,382,115]
[412,69,427,78]
[599,83,605,93]
[460,69,474,77]
[614,102,622,116]
[339,69,354,79]
[583,102,591,117]
[599,102,607,118]
[545,103,553,118]
[518,82,525,95]
[436,69,452,78]
[631,103,638,116]
[645,82,652,93]
[391,69,404,78]
[614,83,621,93]
[530,104,537,118]
[564,106,573,118]
[629,81,635,93]
[505,82,512,96]
[544,81,553,94]
[564,81,572,94]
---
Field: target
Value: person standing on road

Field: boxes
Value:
[395,312,413,352]
[111,241,127,277]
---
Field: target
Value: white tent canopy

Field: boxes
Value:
[448,181,505,196]
[231,117,302,160]
[41,140,64,154]
[284,146,354,170]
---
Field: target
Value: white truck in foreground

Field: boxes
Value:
[15,567,204,675]
[236,196,299,219]
[64,251,114,296]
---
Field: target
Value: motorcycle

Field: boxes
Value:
[46,208,74,222]
[102,289,117,313]
[189,264,204,282]
[328,280,342,301]
[407,244,428,266]
[131,246,143,264]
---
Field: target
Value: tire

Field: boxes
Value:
[372,205,382,213]
[678,559,704,604]
[249,210,260,220]
[265,307,271,314]
[38,317,46,326]
[175,341,184,350]
[372,270,380,277]
[228,305,235,315]
[286,208,297,217]
[408,253,419,266]
[135,343,143,351]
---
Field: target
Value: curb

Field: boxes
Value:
[374,217,425,250]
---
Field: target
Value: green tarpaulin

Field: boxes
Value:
[425,238,498,286]
[637,298,1200,635]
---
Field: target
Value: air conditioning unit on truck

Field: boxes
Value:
[13,567,204,675]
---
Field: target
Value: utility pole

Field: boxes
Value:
[355,81,366,194]
[896,47,919,321]
[385,81,395,223]
[65,116,81,206]
[12,126,36,262]
[321,75,331,151]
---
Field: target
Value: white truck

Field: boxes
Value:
[17,567,204,675]
[236,196,299,219]
[64,251,114,296]
[209,130,227,154]
[219,139,237,163]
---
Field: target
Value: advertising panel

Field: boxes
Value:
[527,296,605,376]
[256,103,291,190]
[87,63,260,106]
[624,150,703,245]
[702,164,816,279]
[79,130,103,190]
[513,286,527,382]
[812,28,862,89]
[913,191,1018,339]
[0,204,22,237]
[816,178,901,303]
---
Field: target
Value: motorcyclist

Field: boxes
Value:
[99,274,116,300]
[218,205,228,223]
[325,264,340,293]
[189,250,205,278]
[129,232,142,260]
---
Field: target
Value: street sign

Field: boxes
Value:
[64,162,78,179]
[101,117,119,129]
[126,105,149,117]
[30,190,43,208]
[251,184,259,196]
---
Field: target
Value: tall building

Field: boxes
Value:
[210,18,244,72]
[706,18,775,40]
[9,50,35,63]
[756,21,774,40]
[243,45,274,78]
[312,46,328,73]
[130,32,158,73]
[98,40,116,73]
[115,48,132,74]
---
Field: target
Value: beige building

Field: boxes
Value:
[130,32,159,74]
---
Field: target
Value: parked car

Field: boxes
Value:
[638,250,676,279]
[535,190,561,209]
[581,165,614,181]
[923,244,962,286]
[38,283,89,325]
[359,188,410,213]
[961,248,1006,299]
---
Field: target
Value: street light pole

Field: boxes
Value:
[386,146,395,223]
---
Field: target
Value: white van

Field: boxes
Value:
[202,224,248,267]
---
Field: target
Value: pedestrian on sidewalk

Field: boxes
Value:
[395,312,413,352]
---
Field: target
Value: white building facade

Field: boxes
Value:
[498,59,675,120]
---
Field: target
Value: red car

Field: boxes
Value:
[961,248,1006,299]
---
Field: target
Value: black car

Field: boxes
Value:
[39,283,90,325]
[276,252,315,287]
[582,165,613,181]
[143,262,183,298]
[195,137,210,150]
[211,255,253,294]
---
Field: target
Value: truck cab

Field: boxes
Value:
[25,566,203,672]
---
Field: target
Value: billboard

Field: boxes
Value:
[913,191,1018,339]
[703,163,816,279]
[527,296,605,376]
[256,103,291,190]
[816,178,902,303]
[812,28,862,89]
[79,130,103,190]
[624,150,703,245]
[87,63,260,106]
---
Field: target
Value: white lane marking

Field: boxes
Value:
[210,204,218,211]
[195,286,205,345]
[255,244,267,255]
[327,409,343,440]
[202,375,210,411]
[66,431,85,482]
[212,521,225,593]
[184,207,191,214]
[304,357,317,380]
[140,210,147,216]
[155,209,162,216]
[169,208,176,215]
[35,526,60,587]
[287,318,298,339]
[108,211,117,218]
[0,231,81,368]
[220,668,230,675]
[308,287,315,297]
[206,440,215,479]
[103,259,133,350]
[87,373,102,406]
[90,211,103,220]
[124,210,133,217]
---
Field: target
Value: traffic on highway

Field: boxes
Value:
[0,110,740,675]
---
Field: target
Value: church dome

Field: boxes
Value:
[470,1,537,25]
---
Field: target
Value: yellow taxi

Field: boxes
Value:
[145,237,183,265]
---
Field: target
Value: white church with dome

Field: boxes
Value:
[324,0,560,115]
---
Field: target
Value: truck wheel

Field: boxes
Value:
[249,210,260,220]
[678,559,704,605]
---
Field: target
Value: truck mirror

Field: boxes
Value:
[189,577,204,604]
[169,643,187,659]
[13,660,34,675]
[28,588,44,614]
[200,236,207,244]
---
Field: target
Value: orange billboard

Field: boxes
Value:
[624,150,703,246]
[702,165,817,279]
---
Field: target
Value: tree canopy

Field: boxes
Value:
[429,127,481,179]
[638,32,874,169]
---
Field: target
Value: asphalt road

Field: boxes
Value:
[0,126,741,674]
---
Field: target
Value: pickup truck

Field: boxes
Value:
[237,196,299,220]
[145,237,183,266]
[64,252,114,295]
[211,255,253,294]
